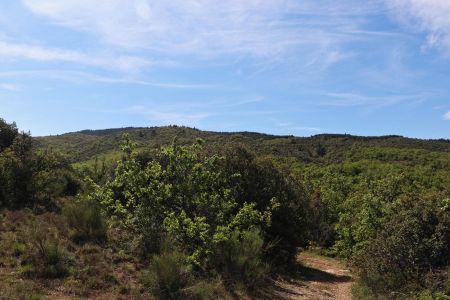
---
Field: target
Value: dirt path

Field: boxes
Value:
[262,252,354,300]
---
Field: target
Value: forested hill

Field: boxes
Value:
[3,118,449,299]
[34,125,450,164]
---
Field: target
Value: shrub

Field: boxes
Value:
[24,224,70,278]
[0,124,80,211]
[63,199,107,243]
[90,138,275,266]
[141,251,193,299]
[11,242,26,257]
[0,118,18,151]
[38,238,68,278]
[184,279,232,300]
[213,228,269,287]
[221,146,309,264]
[142,249,232,300]
[356,194,450,294]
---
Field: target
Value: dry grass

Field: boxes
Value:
[0,210,151,299]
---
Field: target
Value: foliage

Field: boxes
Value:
[212,228,269,286]
[141,249,232,300]
[2,120,450,297]
[0,133,35,209]
[88,136,279,270]
[355,194,450,294]
[23,221,70,278]
[0,120,80,210]
[220,145,309,263]
[63,199,107,243]
[34,125,450,165]
[333,175,405,258]
[141,250,193,299]
[183,279,232,300]
[0,118,18,151]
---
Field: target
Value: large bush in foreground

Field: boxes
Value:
[87,137,286,272]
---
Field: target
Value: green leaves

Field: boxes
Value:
[90,136,275,266]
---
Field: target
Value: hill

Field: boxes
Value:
[34,126,450,164]
[2,118,449,299]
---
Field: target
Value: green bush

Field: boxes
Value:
[356,194,450,294]
[63,199,107,243]
[221,146,309,263]
[0,118,18,151]
[213,228,269,287]
[11,242,26,256]
[89,137,276,267]
[184,279,232,300]
[142,249,232,300]
[0,122,80,211]
[141,251,193,299]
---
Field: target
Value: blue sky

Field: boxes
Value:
[1,0,450,138]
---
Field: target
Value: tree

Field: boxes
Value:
[88,136,274,268]
[0,119,79,210]
[0,118,18,152]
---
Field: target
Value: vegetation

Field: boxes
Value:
[62,199,107,243]
[1,119,449,298]
[34,125,450,165]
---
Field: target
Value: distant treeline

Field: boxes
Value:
[35,125,450,164]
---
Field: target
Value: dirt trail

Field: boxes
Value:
[263,252,354,300]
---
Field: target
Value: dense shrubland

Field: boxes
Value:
[282,153,450,298]
[1,119,449,299]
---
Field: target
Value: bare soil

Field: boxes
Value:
[257,252,354,300]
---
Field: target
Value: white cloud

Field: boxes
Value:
[0,40,156,71]
[294,127,321,132]
[319,91,423,108]
[0,70,212,89]
[124,105,210,125]
[272,120,322,133]
[21,0,380,63]
[387,0,450,54]
[277,126,321,132]
[0,83,20,91]
[444,111,450,120]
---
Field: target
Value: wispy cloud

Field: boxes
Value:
[0,70,213,89]
[289,126,321,132]
[0,40,157,71]
[91,76,214,89]
[271,119,322,133]
[0,83,20,91]
[319,91,424,108]
[20,0,384,67]
[386,0,450,55]
[444,111,450,120]
[124,105,210,125]
[207,96,265,108]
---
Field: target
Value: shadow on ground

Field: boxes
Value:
[251,261,352,299]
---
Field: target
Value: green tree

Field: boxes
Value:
[0,118,18,152]
[88,136,274,268]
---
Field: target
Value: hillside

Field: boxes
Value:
[2,118,449,299]
[34,126,450,164]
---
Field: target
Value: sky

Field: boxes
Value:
[1,0,450,138]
